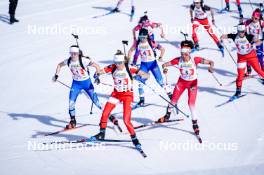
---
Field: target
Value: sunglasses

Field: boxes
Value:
[114,61,124,65]
[70,52,79,55]
[138,36,147,40]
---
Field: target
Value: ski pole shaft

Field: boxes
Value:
[57,80,71,88]
[214,24,237,65]
[248,0,254,10]
[211,73,223,86]
[101,82,113,87]
[90,93,94,114]
[163,37,180,49]
[142,82,189,118]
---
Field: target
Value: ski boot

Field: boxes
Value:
[10,15,19,24]
[109,115,122,132]
[217,42,224,57]
[131,135,141,149]
[192,120,200,135]
[65,117,76,129]
[194,42,200,51]
[224,3,230,12]
[111,7,120,13]
[136,97,145,107]
[233,88,241,97]
[90,129,105,141]
[157,107,171,123]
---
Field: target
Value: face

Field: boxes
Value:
[181,47,191,61]
[115,61,125,70]
[252,16,260,23]
[238,30,246,38]
[70,52,79,59]
[138,35,148,43]
[194,2,201,8]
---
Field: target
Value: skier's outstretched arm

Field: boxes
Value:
[201,59,214,73]
[90,62,101,74]
[53,61,66,81]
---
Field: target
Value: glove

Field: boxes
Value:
[208,67,214,73]
[212,19,215,25]
[158,56,163,62]
[52,74,58,82]
[93,73,100,85]
[163,67,168,74]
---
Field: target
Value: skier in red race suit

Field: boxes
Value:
[91,50,149,149]
[190,0,224,55]
[158,40,214,136]
[243,8,264,75]
[221,24,264,97]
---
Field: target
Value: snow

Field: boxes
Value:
[0,0,264,175]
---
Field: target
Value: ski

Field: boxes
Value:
[44,124,90,136]
[195,134,202,143]
[132,103,151,110]
[134,119,184,130]
[42,138,131,145]
[215,94,247,108]
[217,9,239,14]
[92,10,118,19]
[135,146,147,158]
[226,75,258,86]
[257,78,264,85]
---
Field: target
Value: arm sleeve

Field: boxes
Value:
[133,25,141,32]
[203,5,211,11]
[103,64,115,73]
[246,34,254,43]
[169,57,180,65]
[151,22,160,28]
[194,57,203,65]
[227,33,237,41]
[190,4,195,10]
[63,59,68,65]
[129,66,138,74]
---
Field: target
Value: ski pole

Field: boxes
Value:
[57,80,70,88]
[214,24,237,65]
[72,34,79,47]
[90,93,94,114]
[180,31,188,41]
[248,0,254,10]
[140,82,189,118]
[163,37,180,49]
[101,82,113,87]
[211,73,223,86]
[164,73,179,114]
[56,80,90,98]
[122,40,128,56]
